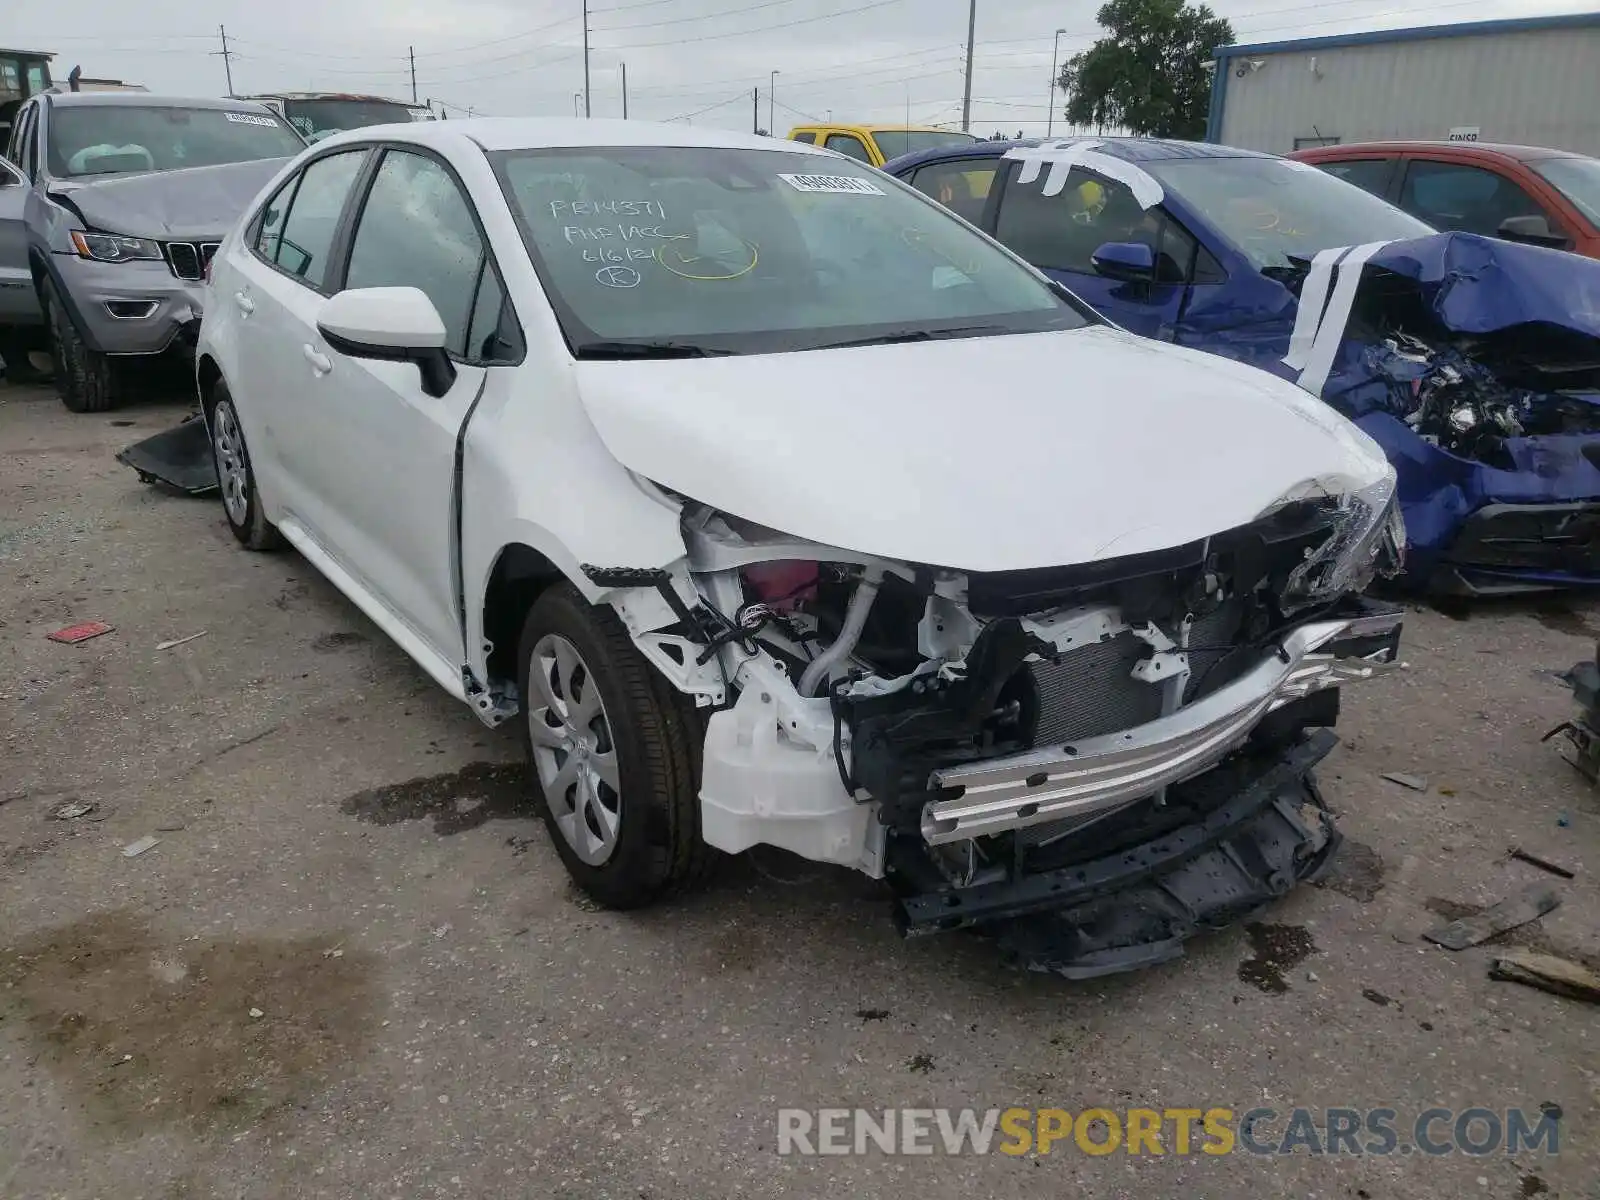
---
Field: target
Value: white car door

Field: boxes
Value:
[286,146,517,664]
[228,147,371,528]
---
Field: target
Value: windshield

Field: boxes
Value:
[1533,156,1600,226]
[872,129,980,160]
[283,99,418,139]
[1145,156,1433,271]
[492,145,1086,355]
[47,105,304,177]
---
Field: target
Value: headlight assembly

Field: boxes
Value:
[70,231,164,264]
[1280,471,1405,609]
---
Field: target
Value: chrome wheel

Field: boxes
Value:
[527,633,621,866]
[212,400,249,526]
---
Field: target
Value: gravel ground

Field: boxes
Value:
[2,380,1597,1200]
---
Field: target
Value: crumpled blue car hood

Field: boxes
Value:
[1169,232,1600,589]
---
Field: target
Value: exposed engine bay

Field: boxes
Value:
[589,488,1405,977]
[1365,334,1600,469]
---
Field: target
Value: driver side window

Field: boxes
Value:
[994,163,1220,283]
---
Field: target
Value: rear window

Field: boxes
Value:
[47,105,304,177]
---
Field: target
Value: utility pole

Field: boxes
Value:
[582,0,592,117]
[621,61,628,119]
[960,0,976,133]
[752,87,759,134]
[768,70,779,137]
[409,46,418,104]
[1047,27,1066,137]
[214,25,236,98]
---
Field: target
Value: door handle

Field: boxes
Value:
[303,344,332,374]
[234,291,255,315]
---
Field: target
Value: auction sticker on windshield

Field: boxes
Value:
[225,112,280,127]
[778,173,885,195]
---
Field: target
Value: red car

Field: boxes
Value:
[1292,141,1600,260]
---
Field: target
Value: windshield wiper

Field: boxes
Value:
[573,340,736,359]
[811,325,1017,351]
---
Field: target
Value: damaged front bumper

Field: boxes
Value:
[921,610,1401,845]
[1435,500,1600,595]
[897,731,1341,978]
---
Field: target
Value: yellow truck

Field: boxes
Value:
[784,124,979,168]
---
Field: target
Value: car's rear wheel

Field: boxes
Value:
[210,383,285,551]
[44,280,125,412]
[517,583,713,908]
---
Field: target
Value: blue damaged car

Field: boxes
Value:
[888,137,1600,596]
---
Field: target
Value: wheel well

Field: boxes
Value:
[481,544,564,684]
[28,252,46,299]
[197,355,223,416]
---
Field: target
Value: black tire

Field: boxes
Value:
[517,583,714,908]
[0,327,49,385]
[43,280,125,412]
[209,383,285,551]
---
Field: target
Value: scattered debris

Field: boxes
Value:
[1507,845,1577,880]
[47,620,114,645]
[1519,1173,1549,1197]
[1551,650,1600,781]
[1362,988,1393,1007]
[1305,970,1319,982]
[322,947,345,959]
[1424,884,1561,950]
[855,1008,891,1022]
[1556,812,1571,828]
[51,799,97,820]
[155,631,208,651]
[121,835,161,858]
[907,1054,935,1073]
[1381,771,1428,791]
[1489,952,1600,1004]
[1539,1101,1562,1120]
[1484,960,1600,1004]
[154,823,187,833]
[248,1007,265,1019]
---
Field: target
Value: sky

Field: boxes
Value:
[8,0,1590,135]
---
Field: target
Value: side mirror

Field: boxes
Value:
[317,287,457,398]
[1090,240,1157,284]
[1496,213,1570,250]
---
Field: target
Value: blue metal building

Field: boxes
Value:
[1207,11,1600,155]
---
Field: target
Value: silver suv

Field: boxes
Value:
[0,92,304,409]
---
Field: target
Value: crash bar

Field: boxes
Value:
[922,614,1401,846]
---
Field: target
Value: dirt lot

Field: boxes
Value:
[2,380,1597,1200]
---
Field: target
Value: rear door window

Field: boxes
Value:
[265,150,367,290]
[908,158,999,226]
[825,134,872,163]
[1313,157,1396,199]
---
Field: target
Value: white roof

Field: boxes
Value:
[315,116,835,157]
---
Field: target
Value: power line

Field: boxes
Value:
[773,96,821,123]
[595,0,809,34]
[661,90,753,122]
[595,0,907,51]
[623,43,958,95]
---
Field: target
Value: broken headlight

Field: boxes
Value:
[1279,472,1405,609]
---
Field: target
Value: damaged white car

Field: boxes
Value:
[198,120,1405,976]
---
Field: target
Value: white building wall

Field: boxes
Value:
[1218,27,1600,155]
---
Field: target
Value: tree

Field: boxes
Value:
[1058,0,1232,140]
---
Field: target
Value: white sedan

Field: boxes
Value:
[197,118,1404,970]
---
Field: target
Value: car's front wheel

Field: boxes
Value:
[210,382,285,551]
[44,280,125,412]
[517,583,713,908]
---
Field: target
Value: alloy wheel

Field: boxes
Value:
[527,633,622,866]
